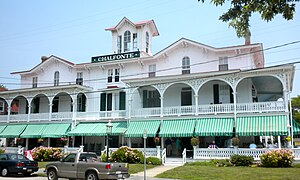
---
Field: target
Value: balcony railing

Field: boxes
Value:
[0,101,286,122]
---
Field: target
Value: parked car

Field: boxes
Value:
[0,153,39,177]
[46,152,130,180]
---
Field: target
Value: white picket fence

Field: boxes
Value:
[193,148,300,160]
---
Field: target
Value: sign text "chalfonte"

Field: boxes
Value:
[91,51,140,63]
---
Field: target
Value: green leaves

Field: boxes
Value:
[198,0,298,38]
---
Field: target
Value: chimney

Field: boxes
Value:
[41,56,49,62]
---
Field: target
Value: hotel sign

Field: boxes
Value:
[91,51,140,63]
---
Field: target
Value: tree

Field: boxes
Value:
[199,0,299,38]
[292,95,300,123]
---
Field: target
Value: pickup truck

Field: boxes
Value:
[45,152,129,180]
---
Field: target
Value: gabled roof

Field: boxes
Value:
[105,17,159,36]
[154,38,263,58]
[11,55,75,75]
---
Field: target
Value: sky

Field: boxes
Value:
[0,0,299,97]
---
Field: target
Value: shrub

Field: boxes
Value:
[211,159,232,167]
[146,157,161,165]
[260,149,294,167]
[32,147,63,161]
[0,149,4,154]
[109,146,143,164]
[230,154,254,166]
[231,137,240,146]
[190,137,199,146]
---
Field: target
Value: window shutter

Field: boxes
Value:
[100,93,106,111]
[119,92,126,110]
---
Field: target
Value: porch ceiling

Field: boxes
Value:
[125,120,160,138]
[236,115,288,136]
[159,119,196,137]
[252,77,282,95]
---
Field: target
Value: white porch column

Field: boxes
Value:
[233,91,237,130]
[127,138,132,147]
[112,92,116,111]
[25,138,29,150]
[48,137,50,147]
[161,137,164,149]
[277,136,281,149]
[288,91,294,148]
[72,100,77,129]
[283,89,289,112]
[27,105,31,122]
[128,97,132,118]
[160,96,164,117]
[194,95,199,116]
[7,106,11,123]
[48,103,53,121]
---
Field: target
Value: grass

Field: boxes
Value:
[156,162,300,180]
[128,164,158,174]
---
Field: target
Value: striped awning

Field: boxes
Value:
[20,124,47,138]
[195,118,234,136]
[159,119,196,137]
[41,123,71,138]
[0,124,27,138]
[68,121,127,136]
[125,120,160,137]
[68,123,98,136]
[89,122,127,136]
[293,120,300,135]
[236,115,288,136]
[0,125,6,134]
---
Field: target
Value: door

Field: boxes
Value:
[58,153,77,178]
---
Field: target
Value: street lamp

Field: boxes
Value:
[106,120,113,162]
[143,130,147,180]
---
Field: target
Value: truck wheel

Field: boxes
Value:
[47,169,58,180]
[86,171,99,180]
[1,167,8,177]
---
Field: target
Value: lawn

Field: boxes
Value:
[156,162,300,180]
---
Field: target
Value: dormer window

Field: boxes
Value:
[124,30,131,52]
[54,71,59,86]
[182,56,190,74]
[146,32,149,53]
[117,35,122,53]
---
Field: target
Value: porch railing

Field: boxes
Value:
[131,107,161,118]
[198,103,234,114]
[51,112,73,121]
[76,110,127,121]
[164,106,195,116]
[30,113,50,121]
[193,148,300,160]
[236,101,285,113]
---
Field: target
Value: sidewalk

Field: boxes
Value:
[128,164,182,180]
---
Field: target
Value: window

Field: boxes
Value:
[219,57,228,71]
[146,32,149,53]
[107,68,120,83]
[54,71,59,86]
[77,93,86,112]
[63,153,76,162]
[0,101,4,112]
[32,77,38,88]
[182,56,190,74]
[148,64,156,78]
[100,93,112,111]
[117,35,122,53]
[143,90,160,108]
[133,33,138,51]
[76,72,83,85]
[124,30,131,52]
[181,87,192,106]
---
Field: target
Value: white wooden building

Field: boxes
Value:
[0,17,297,155]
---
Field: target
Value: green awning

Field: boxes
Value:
[0,125,7,134]
[0,124,27,138]
[125,120,160,137]
[159,119,196,137]
[68,123,98,136]
[89,122,128,136]
[236,115,288,136]
[293,120,300,135]
[41,123,71,138]
[195,118,234,136]
[20,124,47,138]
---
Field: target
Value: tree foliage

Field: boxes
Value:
[199,0,299,38]
[292,95,300,123]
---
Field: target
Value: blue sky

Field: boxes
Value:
[0,0,299,97]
